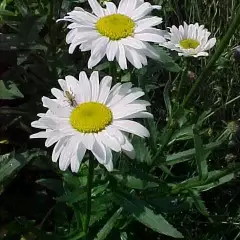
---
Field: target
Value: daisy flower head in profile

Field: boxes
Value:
[160,22,216,57]
[30,71,152,173]
[57,0,166,70]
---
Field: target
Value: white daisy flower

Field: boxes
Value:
[160,22,216,57]
[30,71,152,172]
[57,0,166,69]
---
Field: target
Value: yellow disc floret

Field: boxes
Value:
[180,39,200,49]
[96,14,135,40]
[70,102,113,133]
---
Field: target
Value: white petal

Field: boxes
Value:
[71,143,86,172]
[95,131,121,152]
[120,37,145,49]
[58,79,68,91]
[90,71,100,101]
[125,47,143,69]
[135,32,166,43]
[116,90,144,106]
[116,43,127,70]
[113,120,150,138]
[30,131,50,139]
[83,133,95,150]
[45,131,67,147]
[79,71,91,102]
[92,139,106,164]
[105,2,117,14]
[51,88,64,100]
[112,104,146,119]
[106,41,118,61]
[104,147,113,171]
[52,136,69,163]
[98,76,112,103]
[105,125,125,145]
[88,0,105,17]
[118,0,137,15]
[204,38,216,50]
[131,2,152,21]
[42,97,71,117]
[91,36,109,56]
[88,48,106,69]
[106,83,132,107]
[121,135,136,159]
[135,17,163,32]
[126,111,153,119]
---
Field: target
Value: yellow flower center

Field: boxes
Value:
[96,14,135,40]
[70,102,113,133]
[179,39,200,49]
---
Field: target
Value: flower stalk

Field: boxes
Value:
[182,5,240,107]
[83,156,94,239]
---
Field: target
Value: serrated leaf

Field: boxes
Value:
[112,173,159,190]
[56,188,87,204]
[0,80,24,99]
[193,126,208,180]
[188,189,209,216]
[153,46,181,72]
[96,207,123,240]
[132,137,152,165]
[117,193,184,238]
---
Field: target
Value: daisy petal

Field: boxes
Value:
[88,0,105,17]
[113,120,150,138]
[98,76,112,103]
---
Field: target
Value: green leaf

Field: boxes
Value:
[96,207,123,240]
[0,80,24,99]
[0,9,15,16]
[194,172,234,192]
[193,126,208,180]
[132,137,153,165]
[117,193,184,238]
[19,15,47,42]
[163,79,172,119]
[36,178,64,195]
[153,46,181,72]
[112,173,159,190]
[56,188,87,204]
[188,189,209,216]
[0,149,46,187]
[166,141,223,165]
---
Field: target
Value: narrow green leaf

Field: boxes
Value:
[96,207,123,240]
[166,141,223,165]
[0,80,24,99]
[193,126,208,180]
[117,193,184,238]
[36,178,64,196]
[163,79,172,119]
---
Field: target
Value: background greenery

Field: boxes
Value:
[0,0,240,239]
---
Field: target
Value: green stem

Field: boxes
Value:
[109,62,118,84]
[182,5,240,107]
[83,156,94,239]
[176,63,188,102]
